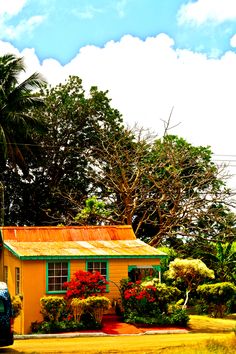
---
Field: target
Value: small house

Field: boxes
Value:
[0,225,167,334]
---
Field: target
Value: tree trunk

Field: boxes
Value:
[182,289,190,309]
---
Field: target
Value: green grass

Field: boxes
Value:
[188,314,236,333]
[155,337,236,354]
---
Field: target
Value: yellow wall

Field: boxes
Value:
[2,249,22,333]
[2,252,161,334]
[108,258,160,301]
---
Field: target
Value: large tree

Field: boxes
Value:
[0,54,46,225]
[86,129,235,246]
[4,76,124,225]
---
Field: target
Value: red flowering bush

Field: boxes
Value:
[64,270,108,300]
[120,279,183,325]
[123,281,157,316]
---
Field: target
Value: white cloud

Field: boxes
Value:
[178,0,236,25]
[3,15,45,39]
[230,34,236,47]
[1,34,236,188]
[115,0,128,18]
[72,5,103,19]
[0,0,45,40]
[0,0,27,17]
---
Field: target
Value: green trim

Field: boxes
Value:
[46,261,70,295]
[4,253,167,262]
[86,259,110,292]
[152,265,161,271]
[4,244,19,258]
[128,265,137,272]
[128,265,161,272]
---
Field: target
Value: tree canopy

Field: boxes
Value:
[1,54,236,254]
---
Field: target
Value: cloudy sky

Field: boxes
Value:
[1,0,236,187]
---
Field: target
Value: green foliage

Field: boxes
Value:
[2,54,236,253]
[38,276,110,333]
[166,258,214,307]
[119,278,187,326]
[85,296,110,324]
[197,282,236,318]
[40,296,66,322]
[74,196,111,225]
[199,242,236,283]
[0,53,46,170]
[70,296,110,324]
[31,314,100,334]
[158,246,178,279]
[70,298,87,322]
[125,308,189,327]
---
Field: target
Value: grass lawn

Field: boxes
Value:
[5,315,236,354]
[188,314,236,333]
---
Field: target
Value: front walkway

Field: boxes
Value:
[102,315,189,335]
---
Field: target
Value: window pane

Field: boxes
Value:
[87,261,107,280]
[47,262,68,292]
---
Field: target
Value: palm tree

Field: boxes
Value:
[0,53,47,225]
[200,242,236,283]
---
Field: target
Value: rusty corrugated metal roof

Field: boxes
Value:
[1,225,136,242]
[4,239,167,259]
[1,226,167,259]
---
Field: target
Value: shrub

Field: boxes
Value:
[40,296,66,322]
[70,298,87,322]
[125,308,189,327]
[120,278,185,326]
[11,295,23,319]
[64,270,108,300]
[31,311,101,334]
[85,296,110,324]
[197,282,236,318]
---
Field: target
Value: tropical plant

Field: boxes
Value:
[0,53,46,225]
[199,242,236,282]
[0,54,46,171]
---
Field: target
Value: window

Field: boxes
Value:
[128,265,161,283]
[47,262,69,293]
[3,266,8,285]
[87,261,108,280]
[15,267,20,295]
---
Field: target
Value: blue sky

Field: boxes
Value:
[2,0,236,63]
[1,0,236,188]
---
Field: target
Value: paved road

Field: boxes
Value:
[0,332,233,354]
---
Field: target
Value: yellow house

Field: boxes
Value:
[0,225,167,334]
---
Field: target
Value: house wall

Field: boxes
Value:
[3,254,161,334]
[0,250,3,280]
[3,249,22,333]
[108,258,161,301]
